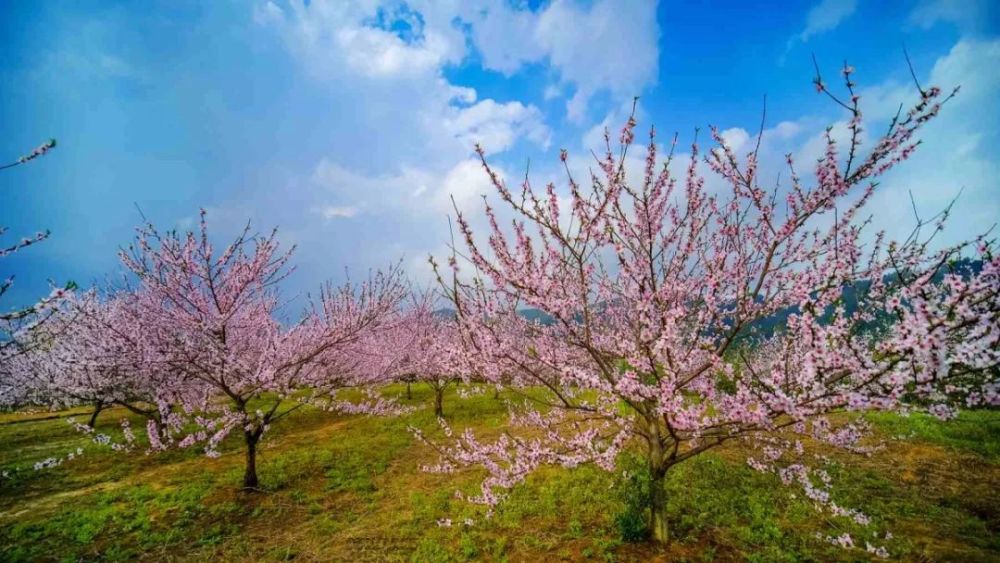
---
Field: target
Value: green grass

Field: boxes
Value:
[1,386,998,561]
[867,409,1000,460]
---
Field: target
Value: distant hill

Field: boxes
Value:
[431,258,984,338]
[432,307,555,325]
[744,257,983,340]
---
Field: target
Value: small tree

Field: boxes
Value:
[12,291,166,427]
[115,210,407,488]
[423,64,999,549]
[363,290,462,417]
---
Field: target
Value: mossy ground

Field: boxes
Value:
[1,386,997,561]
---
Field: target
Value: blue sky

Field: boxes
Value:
[2,0,998,310]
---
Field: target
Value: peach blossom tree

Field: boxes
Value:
[106,211,407,488]
[420,66,999,551]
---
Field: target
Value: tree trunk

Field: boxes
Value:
[243,431,260,489]
[87,402,105,429]
[116,400,160,423]
[649,471,669,543]
[433,387,444,418]
[406,381,412,400]
[493,386,500,400]
[646,418,670,543]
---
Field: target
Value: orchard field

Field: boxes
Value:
[2,385,998,562]
[4,4,1000,561]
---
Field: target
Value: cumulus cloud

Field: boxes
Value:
[459,2,547,75]
[445,100,551,154]
[335,26,456,79]
[258,1,462,83]
[309,155,501,219]
[581,98,650,154]
[719,127,751,153]
[770,121,803,141]
[442,0,660,122]
[535,0,659,122]
[436,158,500,214]
[255,0,552,244]
[258,0,552,147]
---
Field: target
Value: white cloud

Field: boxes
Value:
[260,0,661,144]
[536,0,659,123]
[783,0,858,63]
[799,0,858,42]
[446,99,551,154]
[581,98,649,153]
[310,156,501,218]
[299,154,512,286]
[252,1,284,26]
[257,0,552,244]
[719,127,751,153]
[437,158,499,214]
[256,1,552,158]
[314,205,359,219]
[909,0,999,35]
[263,0,464,82]
[459,2,547,76]
[771,121,803,140]
[311,159,435,205]
[435,0,660,122]
[335,25,456,79]
[864,39,1000,246]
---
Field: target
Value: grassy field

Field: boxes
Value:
[1,386,998,562]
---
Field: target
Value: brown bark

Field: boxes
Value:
[243,431,260,489]
[87,402,105,428]
[433,387,444,418]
